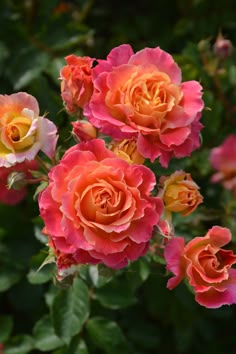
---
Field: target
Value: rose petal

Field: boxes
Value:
[195,269,236,308]
[164,237,185,289]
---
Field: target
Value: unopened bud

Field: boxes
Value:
[72,120,97,142]
[213,33,233,60]
[198,39,211,53]
[158,170,203,217]
[7,171,27,190]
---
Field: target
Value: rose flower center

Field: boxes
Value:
[94,188,114,212]
[197,247,231,280]
[106,67,183,131]
[79,181,126,225]
[3,116,35,152]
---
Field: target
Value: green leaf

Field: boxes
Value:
[0,315,13,342]
[88,265,99,286]
[126,258,150,290]
[63,337,89,354]
[79,264,114,288]
[33,181,49,201]
[44,284,59,308]
[27,252,54,285]
[34,225,48,244]
[52,277,90,344]
[33,314,63,351]
[86,317,132,354]
[3,335,34,354]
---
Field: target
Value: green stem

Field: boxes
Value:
[35,155,50,173]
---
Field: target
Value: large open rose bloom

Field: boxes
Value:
[0,92,58,167]
[164,226,236,308]
[84,44,204,167]
[210,134,236,195]
[39,139,163,269]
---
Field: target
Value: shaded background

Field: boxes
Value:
[1,1,236,353]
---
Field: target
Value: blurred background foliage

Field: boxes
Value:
[1,0,236,353]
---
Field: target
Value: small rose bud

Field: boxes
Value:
[158,170,203,216]
[109,138,145,164]
[7,171,27,190]
[72,120,97,142]
[198,39,211,53]
[213,33,233,60]
[60,55,95,115]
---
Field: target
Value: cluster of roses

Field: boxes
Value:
[1,44,236,309]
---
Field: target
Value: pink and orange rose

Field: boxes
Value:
[60,54,95,114]
[210,134,236,195]
[0,92,58,167]
[39,139,163,269]
[84,44,204,167]
[164,226,236,308]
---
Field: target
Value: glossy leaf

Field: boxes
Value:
[33,314,63,351]
[3,335,34,354]
[52,277,90,344]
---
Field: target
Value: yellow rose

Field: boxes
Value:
[0,92,58,167]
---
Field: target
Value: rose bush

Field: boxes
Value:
[164,226,236,308]
[84,44,204,167]
[39,138,163,270]
[158,170,203,216]
[0,92,58,167]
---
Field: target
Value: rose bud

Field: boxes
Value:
[213,33,233,60]
[158,170,203,216]
[72,120,97,142]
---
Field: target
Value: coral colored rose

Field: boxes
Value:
[0,160,38,205]
[210,134,236,195]
[0,92,58,167]
[60,55,95,114]
[84,44,204,167]
[164,226,236,308]
[109,138,145,164]
[158,170,203,216]
[39,139,163,269]
[72,120,97,142]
